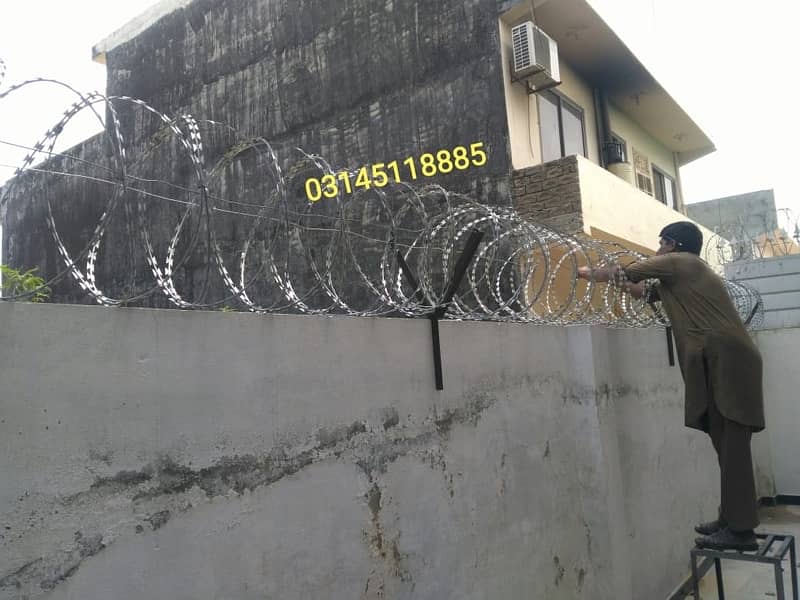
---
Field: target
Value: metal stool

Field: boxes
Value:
[690,533,798,599]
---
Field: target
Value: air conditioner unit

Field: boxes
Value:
[511,22,560,89]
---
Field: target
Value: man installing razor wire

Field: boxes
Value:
[577,221,765,552]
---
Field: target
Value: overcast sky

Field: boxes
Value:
[591,0,800,223]
[1,0,798,222]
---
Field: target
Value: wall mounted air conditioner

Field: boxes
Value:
[511,21,560,90]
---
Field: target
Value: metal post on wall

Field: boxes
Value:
[397,229,485,390]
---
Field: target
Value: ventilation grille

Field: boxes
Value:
[632,147,653,195]
[533,27,551,71]
[636,173,653,195]
[512,24,532,71]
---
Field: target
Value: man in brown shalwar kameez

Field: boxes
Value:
[578,221,765,551]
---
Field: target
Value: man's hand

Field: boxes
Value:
[578,264,648,298]
[577,266,612,283]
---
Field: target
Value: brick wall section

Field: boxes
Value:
[511,155,584,234]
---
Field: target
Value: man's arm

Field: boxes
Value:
[578,254,678,286]
[621,254,678,284]
[624,281,648,299]
[577,266,648,298]
[578,267,645,298]
[576,265,621,283]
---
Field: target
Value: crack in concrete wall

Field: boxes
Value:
[1,373,680,597]
[1,391,496,596]
[360,477,412,599]
[0,532,105,593]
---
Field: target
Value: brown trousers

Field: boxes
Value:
[707,397,760,531]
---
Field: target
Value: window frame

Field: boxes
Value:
[652,165,677,209]
[537,89,587,162]
[609,131,628,163]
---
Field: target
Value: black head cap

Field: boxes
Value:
[659,221,703,255]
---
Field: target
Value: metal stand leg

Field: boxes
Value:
[777,563,786,600]
[790,538,798,600]
[689,535,797,600]
[715,558,724,600]
[691,553,701,599]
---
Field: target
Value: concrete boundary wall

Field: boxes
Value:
[727,254,800,329]
[0,303,730,599]
[754,327,800,496]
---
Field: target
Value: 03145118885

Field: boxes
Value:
[303,142,488,202]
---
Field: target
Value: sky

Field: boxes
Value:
[589,0,800,224]
[1,0,799,222]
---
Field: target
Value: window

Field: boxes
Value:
[632,147,653,196]
[636,173,653,196]
[538,90,586,162]
[609,132,627,163]
[653,166,677,210]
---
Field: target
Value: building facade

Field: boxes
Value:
[2,0,720,306]
[499,0,717,255]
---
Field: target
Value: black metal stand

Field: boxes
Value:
[690,533,798,600]
[396,229,485,391]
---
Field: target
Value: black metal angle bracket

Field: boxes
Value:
[396,228,485,391]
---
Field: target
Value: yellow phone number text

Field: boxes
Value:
[304,142,488,202]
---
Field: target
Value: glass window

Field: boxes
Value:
[537,91,586,162]
[538,92,561,163]
[653,167,677,210]
[609,133,627,163]
[664,180,675,209]
[562,102,585,157]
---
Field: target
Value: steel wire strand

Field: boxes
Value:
[0,74,765,328]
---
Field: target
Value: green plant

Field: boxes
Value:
[0,265,51,302]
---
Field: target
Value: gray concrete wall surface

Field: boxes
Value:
[726,254,800,329]
[754,327,800,496]
[0,302,721,599]
[686,190,777,240]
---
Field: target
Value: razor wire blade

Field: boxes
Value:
[0,73,764,329]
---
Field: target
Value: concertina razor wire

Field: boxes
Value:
[0,64,764,329]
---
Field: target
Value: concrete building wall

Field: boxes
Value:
[0,302,720,599]
[0,136,110,306]
[687,190,778,239]
[554,62,602,166]
[3,0,514,307]
[578,156,724,269]
[500,12,670,179]
[754,327,800,496]
[4,0,708,310]
[607,101,680,192]
[500,29,602,172]
[726,254,800,329]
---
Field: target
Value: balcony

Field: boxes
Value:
[511,155,724,268]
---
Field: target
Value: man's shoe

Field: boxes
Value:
[695,527,759,552]
[694,518,726,536]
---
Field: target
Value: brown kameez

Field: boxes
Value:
[624,252,764,432]
[624,251,764,531]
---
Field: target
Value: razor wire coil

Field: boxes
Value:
[0,73,764,329]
